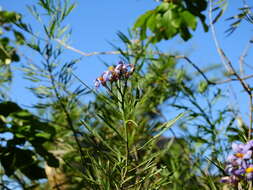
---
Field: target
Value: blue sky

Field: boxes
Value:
[1,0,253,124]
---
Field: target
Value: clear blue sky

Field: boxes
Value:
[1,0,253,124]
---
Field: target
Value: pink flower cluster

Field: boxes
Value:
[94,61,134,88]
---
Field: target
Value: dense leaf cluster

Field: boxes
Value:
[134,0,208,42]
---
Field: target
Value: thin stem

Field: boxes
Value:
[116,81,125,110]
[249,180,252,190]
[124,118,129,175]
[250,95,253,139]
[215,74,253,84]
[174,55,215,85]
[45,53,86,170]
[208,0,232,73]
[55,39,121,57]
[209,0,253,140]
[105,85,123,104]
[239,40,251,76]
[117,80,129,189]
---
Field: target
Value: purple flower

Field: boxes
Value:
[94,78,101,88]
[115,62,124,74]
[102,71,112,81]
[114,62,134,77]
[245,140,253,151]
[230,143,252,163]
[232,143,245,152]
[227,155,239,166]
[95,76,107,87]
[94,61,135,88]
[232,168,245,176]
[220,176,238,184]
[245,164,253,180]
[221,141,253,184]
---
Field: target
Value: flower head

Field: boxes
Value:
[94,61,135,88]
[231,143,252,164]
[220,176,238,185]
[245,164,253,180]
[221,141,253,185]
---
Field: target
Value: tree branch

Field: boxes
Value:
[55,39,121,57]
[209,0,253,140]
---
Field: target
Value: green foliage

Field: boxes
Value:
[198,81,208,93]
[0,10,25,63]
[226,5,253,35]
[0,10,26,98]
[133,0,208,42]
[0,101,58,183]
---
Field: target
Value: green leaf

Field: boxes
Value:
[157,2,170,12]
[134,10,154,29]
[198,81,208,93]
[146,13,157,32]
[0,147,47,180]
[13,30,25,45]
[190,136,209,144]
[0,11,20,23]
[138,113,184,150]
[35,132,51,139]
[0,101,22,116]
[65,3,76,18]
[133,10,154,40]
[181,11,197,30]
[49,19,57,38]
[163,8,181,28]
[179,26,191,41]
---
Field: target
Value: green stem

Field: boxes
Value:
[117,80,129,188]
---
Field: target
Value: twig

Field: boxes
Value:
[56,39,217,86]
[45,54,86,171]
[209,0,253,140]
[244,62,253,71]
[57,35,253,86]
[56,41,215,86]
[55,39,121,57]
[208,0,232,73]
[239,37,253,76]
[218,49,251,94]
[174,55,215,85]
[215,74,253,84]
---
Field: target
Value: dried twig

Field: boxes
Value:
[208,0,232,73]
[55,39,216,86]
[209,0,253,140]
[239,37,253,76]
[215,74,253,84]
[55,39,121,57]
[56,38,253,87]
